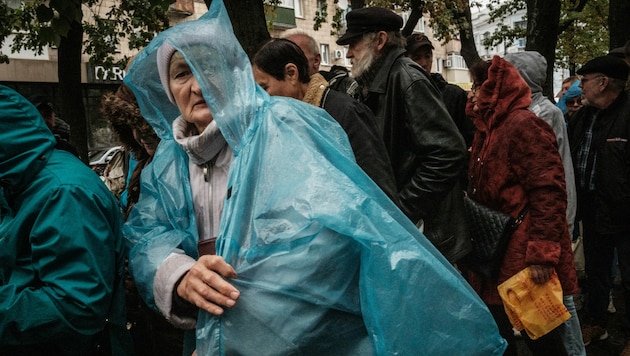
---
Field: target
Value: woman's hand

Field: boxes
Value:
[529,264,554,284]
[176,255,240,315]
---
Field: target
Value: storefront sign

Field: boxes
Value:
[87,64,125,83]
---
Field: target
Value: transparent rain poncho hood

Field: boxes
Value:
[123,1,506,354]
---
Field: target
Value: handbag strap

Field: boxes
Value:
[514,204,530,226]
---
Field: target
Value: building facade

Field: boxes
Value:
[268,0,470,87]
[470,5,569,96]
[0,0,207,149]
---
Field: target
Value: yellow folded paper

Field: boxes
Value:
[498,266,570,340]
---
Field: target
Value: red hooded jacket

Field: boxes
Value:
[466,56,579,305]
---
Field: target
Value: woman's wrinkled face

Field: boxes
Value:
[252,65,299,99]
[169,52,213,132]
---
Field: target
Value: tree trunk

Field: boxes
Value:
[609,0,630,49]
[205,0,270,58]
[524,0,561,100]
[456,1,482,69]
[401,0,425,37]
[58,13,88,162]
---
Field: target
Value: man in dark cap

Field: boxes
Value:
[27,94,79,157]
[406,33,474,149]
[568,55,630,352]
[337,7,471,265]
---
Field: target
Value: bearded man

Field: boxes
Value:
[337,7,470,264]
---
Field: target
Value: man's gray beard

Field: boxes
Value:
[351,47,377,78]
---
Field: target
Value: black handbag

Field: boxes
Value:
[463,195,529,278]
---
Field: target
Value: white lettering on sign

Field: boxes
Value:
[94,65,126,81]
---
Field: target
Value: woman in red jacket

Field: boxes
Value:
[465,56,579,355]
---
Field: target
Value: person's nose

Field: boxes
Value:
[191,78,203,94]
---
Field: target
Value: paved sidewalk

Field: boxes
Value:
[580,283,627,356]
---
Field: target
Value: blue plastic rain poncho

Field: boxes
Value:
[123,1,506,354]
[556,80,582,115]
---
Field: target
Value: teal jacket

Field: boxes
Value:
[0,85,132,355]
[123,1,507,355]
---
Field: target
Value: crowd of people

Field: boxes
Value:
[1,1,629,355]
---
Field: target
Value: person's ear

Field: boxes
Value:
[284,63,300,84]
[313,53,321,72]
[375,31,388,52]
[599,76,608,91]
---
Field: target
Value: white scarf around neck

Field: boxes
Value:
[173,117,227,165]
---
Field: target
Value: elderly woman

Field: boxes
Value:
[122,1,507,355]
[465,56,579,355]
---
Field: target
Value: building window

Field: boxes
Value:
[280,0,302,17]
[320,44,330,65]
[436,56,442,73]
[270,0,297,28]
[445,54,467,70]
[279,0,294,7]
[401,12,424,33]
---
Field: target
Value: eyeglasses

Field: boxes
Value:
[566,98,582,106]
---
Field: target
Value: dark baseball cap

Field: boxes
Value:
[406,33,434,53]
[336,7,403,46]
[577,55,629,81]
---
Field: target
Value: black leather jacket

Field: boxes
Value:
[568,91,630,234]
[361,48,470,262]
[321,87,399,203]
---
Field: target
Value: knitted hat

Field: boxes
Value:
[157,41,178,103]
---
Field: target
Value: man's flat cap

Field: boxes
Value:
[577,55,629,81]
[336,7,402,46]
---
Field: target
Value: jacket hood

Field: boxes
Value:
[124,0,260,153]
[468,56,531,130]
[504,51,546,94]
[0,85,55,191]
[100,85,157,159]
[564,80,582,100]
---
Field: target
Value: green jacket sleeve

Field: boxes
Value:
[0,184,119,343]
